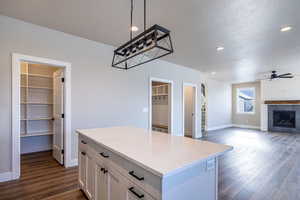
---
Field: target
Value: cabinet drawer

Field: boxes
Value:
[107,155,161,199]
[79,136,89,151]
[124,176,156,200]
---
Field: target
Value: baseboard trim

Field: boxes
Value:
[0,172,13,182]
[207,124,233,131]
[67,159,78,167]
[184,130,192,137]
[232,124,260,130]
[21,145,52,155]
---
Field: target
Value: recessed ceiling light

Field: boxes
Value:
[280,26,292,32]
[216,46,224,51]
[211,71,216,75]
[131,26,139,32]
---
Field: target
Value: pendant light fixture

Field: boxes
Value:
[112,0,174,70]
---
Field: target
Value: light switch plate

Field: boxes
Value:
[142,107,149,113]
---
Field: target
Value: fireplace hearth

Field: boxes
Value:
[268,105,300,133]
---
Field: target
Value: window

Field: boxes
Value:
[237,88,255,114]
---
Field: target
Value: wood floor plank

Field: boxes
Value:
[0,151,86,200]
[203,128,300,200]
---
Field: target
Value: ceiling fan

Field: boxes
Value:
[267,70,294,80]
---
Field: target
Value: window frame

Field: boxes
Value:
[236,87,256,115]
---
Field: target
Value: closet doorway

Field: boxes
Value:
[149,78,173,134]
[12,54,72,180]
[182,83,198,138]
[201,83,208,136]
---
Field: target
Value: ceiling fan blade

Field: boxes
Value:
[278,73,292,77]
[280,76,294,78]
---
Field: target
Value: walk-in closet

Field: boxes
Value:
[151,81,170,133]
[20,62,65,165]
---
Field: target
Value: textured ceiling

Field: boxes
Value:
[1,0,300,82]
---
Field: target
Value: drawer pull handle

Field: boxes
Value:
[99,152,109,158]
[81,152,86,156]
[100,168,108,174]
[129,187,144,199]
[129,171,144,181]
[81,140,87,144]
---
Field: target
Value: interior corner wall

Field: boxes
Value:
[0,15,212,175]
[232,81,261,128]
[206,79,232,131]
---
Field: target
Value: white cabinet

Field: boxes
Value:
[79,149,95,200]
[107,169,126,200]
[94,162,154,200]
[95,163,108,200]
[86,153,96,199]
[77,128,228,200]
[79,151,86,189]
[78,133,220,200]
[95,160,127,200]
[79,137,156,200]
[95,157,130,200]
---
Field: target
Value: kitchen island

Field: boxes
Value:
[77,127,232,200]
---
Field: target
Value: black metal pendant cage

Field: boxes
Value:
[112,24,173,70]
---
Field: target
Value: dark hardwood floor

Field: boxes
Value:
[0,151,86,200]
[203,128,300,200]
[0,128,299,200]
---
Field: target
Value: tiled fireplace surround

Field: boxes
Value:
[268,105,300,133]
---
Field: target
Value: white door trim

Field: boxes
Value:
[182,82,198,138]
[11,53,72,180]
[149,77,174,135]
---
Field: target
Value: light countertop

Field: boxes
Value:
[77,127,233,177]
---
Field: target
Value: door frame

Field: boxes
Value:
[11,53,72,180]
[182,82,198,138]
[149,77,174,135]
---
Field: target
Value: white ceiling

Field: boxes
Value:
[1,0,300,82]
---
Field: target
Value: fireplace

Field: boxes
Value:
[268,105,300,133]
[273,111,296,128]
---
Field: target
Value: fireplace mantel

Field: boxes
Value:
[264,100,300,105]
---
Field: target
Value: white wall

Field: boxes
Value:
[184,86,194,136]
[206,79,232,131]
[0,15,232,176]
[260,77,300,130]
[21,136,52,154]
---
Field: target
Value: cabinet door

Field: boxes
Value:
[52,69,64,165]
[86,153,96,200]
[95,163,108,200]
[107,168,127,200]
[79,151,87,190]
